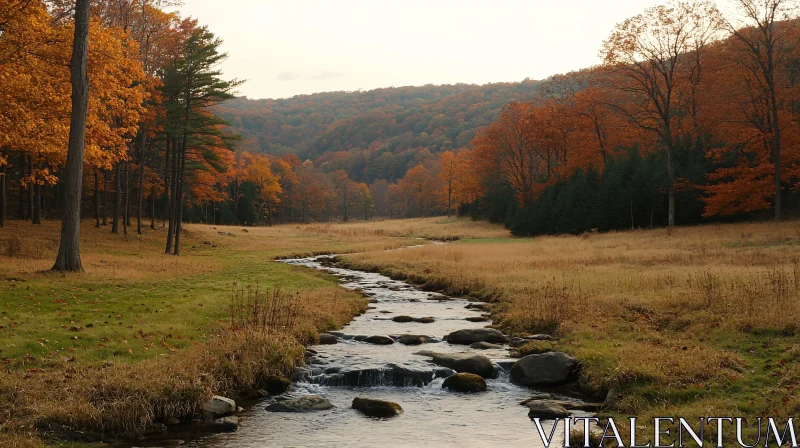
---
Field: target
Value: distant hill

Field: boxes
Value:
[216,80,542,183]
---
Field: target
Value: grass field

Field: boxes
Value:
[343,221,800,442]
[3,217,799,446]
[0,216,502,446]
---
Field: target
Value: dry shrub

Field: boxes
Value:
[568,428,603,448]
[228,283,364,342]
[0,330,302,440]
[498,276,589,334]
[575,341,744,400]
[685,261,800,330]
[229,284,305,335]
[0,433,45,448]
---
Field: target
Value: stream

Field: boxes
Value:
[149,254,589,447]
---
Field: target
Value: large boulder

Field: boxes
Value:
[264,375,291,395]
[442,373,487,393]
[392,316,435,323]
[318,333,339,345]
[398,335,434,345]
[352,397,403,417]
[363,335,395,345]
[510,352,578,387]
[420,352,494,378]
[525,400,570,419]
[212,416,239,432]
[202,396,236,418]
[265,395,334,412]
[445,328,508,345]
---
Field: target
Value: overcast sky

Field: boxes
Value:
[177,0,666,100]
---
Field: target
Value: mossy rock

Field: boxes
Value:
[392,315,415,323]
[352,397,403,417]
[264,375,291,395]
[414,317,436,323]
[442,373,487,393]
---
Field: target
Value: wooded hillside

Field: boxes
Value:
[216,81,541,183]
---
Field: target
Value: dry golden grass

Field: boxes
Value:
[301,216,512,241]
[343,221,800,422]
[346,221,800,333]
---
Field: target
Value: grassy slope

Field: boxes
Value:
[0,217,499,446]
[343,221,800,443]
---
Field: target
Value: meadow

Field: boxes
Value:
[343,221,800,439]
[2,217,799,446]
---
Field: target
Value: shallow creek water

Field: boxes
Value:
[144,254,588,447]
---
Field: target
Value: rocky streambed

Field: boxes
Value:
[132,254,599,447]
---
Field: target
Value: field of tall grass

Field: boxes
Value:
[343,221,800,431]
[0,217,503,446]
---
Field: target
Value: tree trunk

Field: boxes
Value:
[165,138,177,253]
[173,147,186,255]
[137,133,146,234]
[102,169,108,225]
[174,190,184,254]
[18,157,24,219]
[666,148,675,229]
[770,82,782,222]
[447,187,452,218]
[26,157,33,220]
[124,162,131,227]
[149,186,156,229]
[112,163,121,233]
[53,0,90,272]
[32,180,42,224]
[0,164,6,228]
[94,170,100,227]
[343,190,348,222]
[122,163,129,238]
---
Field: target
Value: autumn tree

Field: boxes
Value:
[330,170,357,222]
[355,182,374,220]
[436,151,458,217]
[601,0,722,228]
[717,0,799,220]
[401,164,432,216]
[471,102,542,205]
[239,152,281,225]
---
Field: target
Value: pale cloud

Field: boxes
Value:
[311,70,343,80]
[276,72,301,82]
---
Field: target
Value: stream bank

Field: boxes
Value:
[127,254,594,447]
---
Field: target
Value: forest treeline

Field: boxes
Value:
[3,0,800,243]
